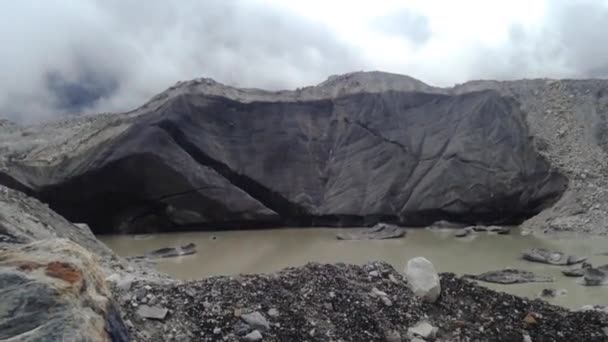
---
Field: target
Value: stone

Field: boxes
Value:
[454,227,473,238]
[371,287,388,297]
[233,321,251,336]
[522,248,587,265]
[523,334,533,342]
[381,296,393,307]
[142,243,196,259]
[407,321,438,341]
[385,330,401,342]
[404,257,441,303]
[241,311,270,331]
[137,305,169,320]
[464,269,553,284]
[562,268,586,277]
[523,313,538,326]
[0,239,129,341]
[336,223,405,240]
[471,225,510,234]
[267,308,279,317]
[213,327,222,334]
[583,265,608,286]
[540,288,567,298]
[243,330,263,341]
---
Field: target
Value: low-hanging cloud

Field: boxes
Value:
[2,0,608,123]
[0,0,364,123]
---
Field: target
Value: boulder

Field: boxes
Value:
[404,257,441,303]
[336,223,405,240]
[464,269,554,284]
[562,262,592,277]
[522,248,587,266]
[583,265,608,286]
[0,239,129,341]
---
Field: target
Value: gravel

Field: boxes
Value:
[115,261,608,341]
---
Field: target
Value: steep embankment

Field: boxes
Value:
[0,72,569,233]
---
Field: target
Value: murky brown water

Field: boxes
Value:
[99,228,608,309]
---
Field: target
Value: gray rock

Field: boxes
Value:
[407,321,438,341]
[381,296,393,307]
[471,225,510,234]
[244,330,263,341]
[337,223,405,240]
[142,243,196,259]
[233,322,251,336]
[371,287,388,297]
[385,330,401,342]
[454,227,473,238]
[540,288,567,298]
[267,308,279,317]
[213,327,221,334]
[465,269,554,284]
[562,268,586,277]
[522,248,587,266]
[583,265,608,286]
[137,305,169,320]
[241,311,270,331]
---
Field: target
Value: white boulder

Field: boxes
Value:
[404,257,441,303]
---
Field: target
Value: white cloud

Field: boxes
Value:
[1,0,608,122]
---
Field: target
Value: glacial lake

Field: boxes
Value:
[99,227,608,309]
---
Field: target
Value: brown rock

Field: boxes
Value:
[523,312,538,326]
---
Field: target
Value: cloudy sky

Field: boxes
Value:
[1,0,608,122]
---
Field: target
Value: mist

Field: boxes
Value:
[1,0,608,123]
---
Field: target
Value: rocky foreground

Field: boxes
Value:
[1,185,608,341]
[115,262,608,342]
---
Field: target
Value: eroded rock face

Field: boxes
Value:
[0,185,111,255]
[0,74,567,233]
[0,238,129,341]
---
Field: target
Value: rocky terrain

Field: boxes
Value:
[115,262,608,342]
[3,71,608,341]
[0,71,591,234]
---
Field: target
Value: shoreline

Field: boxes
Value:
[114,261,608,342]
